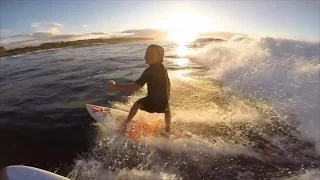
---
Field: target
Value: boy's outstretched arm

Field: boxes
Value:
[106,68,150,92]
[106,80,141,92]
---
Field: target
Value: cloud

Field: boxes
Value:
[32,32,56,39]
[0,29,12,38]
[0,28,251,49]
[197,31,249,40]
[118,29,248,41]
[0,29,12,33]
[4,34,30,39]
[82,25,88,28]
[49,34,86,40]
[31,22,63,28]
[31,22,64,34]
[120,29,167,39]
[89,32,108,35]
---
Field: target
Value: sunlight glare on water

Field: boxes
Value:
[175,58,190,67]
[174,44,190,67]
[172,69,192,81]
[176,44,188,57]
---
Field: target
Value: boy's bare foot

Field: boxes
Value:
[160,128,171,138]
[118,123,128,134]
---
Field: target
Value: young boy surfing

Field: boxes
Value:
[106,44,171,134]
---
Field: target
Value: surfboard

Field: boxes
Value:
[0,165,70,180]
[85,104,186,140]
[85,103,127,124]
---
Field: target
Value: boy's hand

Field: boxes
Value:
[105,81,140,92]
[106,80,116,90]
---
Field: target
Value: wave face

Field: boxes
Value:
[191,38,320,153]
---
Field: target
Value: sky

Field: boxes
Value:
[0,0,319,48]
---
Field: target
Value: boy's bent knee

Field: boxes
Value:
[132,101,141,108]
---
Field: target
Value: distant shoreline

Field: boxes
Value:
[0,37,153,58]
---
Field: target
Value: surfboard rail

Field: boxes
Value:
[1,165,70,180]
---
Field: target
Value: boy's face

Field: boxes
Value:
[144,48,159,64]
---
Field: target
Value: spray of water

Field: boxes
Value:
[191,38,320,154]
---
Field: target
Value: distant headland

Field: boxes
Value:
[0,37,153,58]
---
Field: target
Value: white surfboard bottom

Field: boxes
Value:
[1,165,70,180]
[85,104,127,124]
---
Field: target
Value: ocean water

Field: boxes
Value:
[0,39,319,180]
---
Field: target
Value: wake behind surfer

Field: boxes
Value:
[106,44,171,135]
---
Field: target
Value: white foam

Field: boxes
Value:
[173,108,260,124]
[191,38,320,154]
[70,162,180,180]
[145,136,260,159]
[277,169,320,180]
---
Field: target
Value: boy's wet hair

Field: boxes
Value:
[147,44,164,62]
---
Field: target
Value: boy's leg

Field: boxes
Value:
[120,101,140,132]
[164,105,171,132]
[127,101,140,123]
[120,98,147,132]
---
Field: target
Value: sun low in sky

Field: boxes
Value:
[0,1,319,48]
[152,11,212,45]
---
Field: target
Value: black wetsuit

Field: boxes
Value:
[135,63,170,113]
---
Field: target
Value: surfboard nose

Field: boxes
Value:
[85,104,92,112]
[85,104,107,123]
